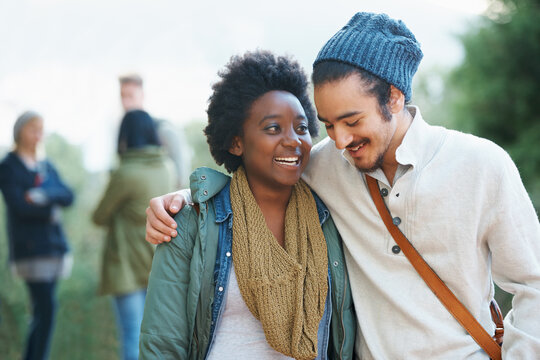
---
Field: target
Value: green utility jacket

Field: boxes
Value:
[93,146,176,296]
[140,167,356,359]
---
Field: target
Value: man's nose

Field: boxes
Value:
[333,126,353,149]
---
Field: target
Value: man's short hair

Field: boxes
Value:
[312,61,393,121]
[118,73,143,87]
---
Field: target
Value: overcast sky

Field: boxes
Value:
[0,0,489,171]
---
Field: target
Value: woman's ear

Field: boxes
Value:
[388,85,405,114]
[228,136,243,156]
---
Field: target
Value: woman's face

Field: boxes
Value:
[230,90,312,191]
[18,117,44,151]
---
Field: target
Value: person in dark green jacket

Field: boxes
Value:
[140,51,356,360]
[92,110,176,360]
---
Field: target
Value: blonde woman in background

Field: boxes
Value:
[0,111,74,360]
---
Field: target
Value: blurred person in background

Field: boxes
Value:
[119,73,191,187]
[0,111,74,360]
[92,109,176,360]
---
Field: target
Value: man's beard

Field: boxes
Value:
[356,152,385,173]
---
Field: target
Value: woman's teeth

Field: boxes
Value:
[275,157,299,165]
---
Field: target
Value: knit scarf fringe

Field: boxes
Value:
[230,167,328,360]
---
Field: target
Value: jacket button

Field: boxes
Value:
[226,252,231,257]
[201,175,206,180]
[203,190,208,196]
[218,286,224,292]
[392,245,401,254]
[392,217,401,226]
[380,188,389,197]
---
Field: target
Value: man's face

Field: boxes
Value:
[314,74,398,173]
[120,82,144,112]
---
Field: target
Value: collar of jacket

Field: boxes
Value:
[119,145,166,161]
[189,166,330,226]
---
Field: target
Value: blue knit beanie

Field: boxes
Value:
[314,12,423,102]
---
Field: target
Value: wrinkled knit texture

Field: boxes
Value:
[230,167,328,360]
[314,12,423,102]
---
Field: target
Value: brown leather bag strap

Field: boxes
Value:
[365,175,502,360]
[490,300,504,346]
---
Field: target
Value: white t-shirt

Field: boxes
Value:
[206,264,294,360]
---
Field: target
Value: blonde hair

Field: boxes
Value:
[13,111,42,144]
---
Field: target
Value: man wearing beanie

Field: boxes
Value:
[144,12,540,359]
[301,12,540,359]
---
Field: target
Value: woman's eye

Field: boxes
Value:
[297,124,309,133]
[265,125,279,132]
[324,124,334,130]
[346,120,359,127]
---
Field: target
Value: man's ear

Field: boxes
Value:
[228,136,243,156]
[388,85,405,114]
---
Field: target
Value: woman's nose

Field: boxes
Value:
[281,128,302,147]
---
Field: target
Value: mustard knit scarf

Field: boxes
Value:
[230,167,328,360]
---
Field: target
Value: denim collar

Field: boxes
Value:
[213,179,233,224]
[312,191,330,226]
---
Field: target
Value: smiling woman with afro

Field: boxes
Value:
[204,50,318,172]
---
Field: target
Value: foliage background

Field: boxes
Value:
[415,0,540,314]
[1,0,539,357]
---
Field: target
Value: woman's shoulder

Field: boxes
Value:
[190,167,230,203]
[0,152,27,182]
[0,151,17,168]
[171,203,201,242]
[0,154,11,186]
[0,153,11,175]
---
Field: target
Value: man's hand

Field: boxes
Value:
[145,190,190,244]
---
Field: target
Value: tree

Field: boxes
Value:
[183,120,224,172]
[447,0,540,210]
[441,0,540,315]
